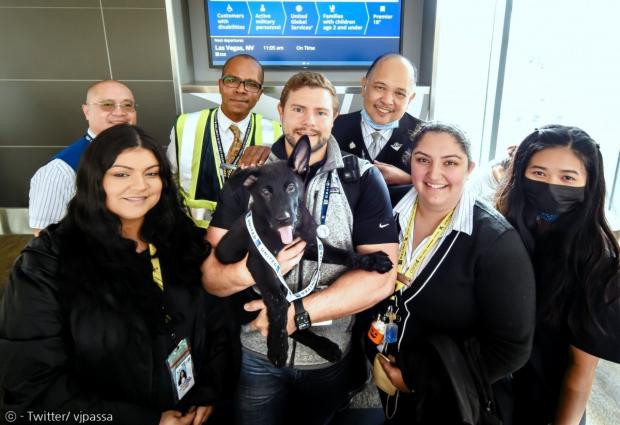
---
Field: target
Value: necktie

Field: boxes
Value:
[369,131,382,160]
[226,124,243,164]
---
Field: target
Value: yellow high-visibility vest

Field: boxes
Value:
[174,108,282,228]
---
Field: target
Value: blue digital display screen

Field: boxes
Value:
[205,1,403,68]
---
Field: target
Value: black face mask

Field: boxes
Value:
[523,177,585,215]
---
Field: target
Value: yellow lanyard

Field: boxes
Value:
[149,243,164,291]
[396,199,454,291]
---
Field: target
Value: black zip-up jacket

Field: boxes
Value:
[364,202,536,424]
[0,224,239,424]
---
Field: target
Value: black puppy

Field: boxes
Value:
[215,136,393,367]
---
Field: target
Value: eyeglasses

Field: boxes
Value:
[89,101,137,112]
[221,76,262,93]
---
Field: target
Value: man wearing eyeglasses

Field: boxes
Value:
[167,54,281,228]
[28,80,137,236]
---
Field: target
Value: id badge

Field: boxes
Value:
[166,338,195,401]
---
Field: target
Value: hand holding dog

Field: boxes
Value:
[277,237,306,275]
[244,300,296,336]
[244,237,303,337]
[212,136,393,366]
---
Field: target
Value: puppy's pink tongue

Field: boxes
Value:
[278,225,293,244]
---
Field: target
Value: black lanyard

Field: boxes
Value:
[146,245,179,344]
[319,171,332,226]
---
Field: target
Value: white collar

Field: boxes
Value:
[393,185,475,237]
[217,108,252,133]
[87,129,96,140]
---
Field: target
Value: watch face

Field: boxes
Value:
[295,312,311,331]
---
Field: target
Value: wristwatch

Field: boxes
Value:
[293,298,311,331]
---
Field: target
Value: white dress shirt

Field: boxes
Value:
[393,186,475,283]
[361,119,394,160]
[29,129,96,229]
[167,108,252,172]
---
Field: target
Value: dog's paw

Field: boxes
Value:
[349,251,393,273]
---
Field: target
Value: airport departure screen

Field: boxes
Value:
[205,1,403,67]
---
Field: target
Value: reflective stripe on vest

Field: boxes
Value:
[257,116,282,145]
[175,109,215,227]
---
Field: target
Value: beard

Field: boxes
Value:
[284,131,330,153]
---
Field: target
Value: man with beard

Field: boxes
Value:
[167,54,281,228]
[332,54,422,188]
[202,71,399,425]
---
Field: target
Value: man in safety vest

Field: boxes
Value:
[167,54,281,228]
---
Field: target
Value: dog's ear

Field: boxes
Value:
[287,135,311,175]
[227,167,260,190]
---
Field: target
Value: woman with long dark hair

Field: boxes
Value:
[496,124,620,425]
[0,124,239,424]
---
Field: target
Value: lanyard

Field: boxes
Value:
[149,244,179,340]
[149,243,164,291]
[319,172,332,226]
[213,111,252,179]
[245,211,324,302]
[396,199,454,291]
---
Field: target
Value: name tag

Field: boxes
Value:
[166,338,195,401]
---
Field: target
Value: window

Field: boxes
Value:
[497,0,620,214]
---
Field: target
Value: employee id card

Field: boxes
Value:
[166,338,195,401]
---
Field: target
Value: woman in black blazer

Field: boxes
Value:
[365,122,536,424]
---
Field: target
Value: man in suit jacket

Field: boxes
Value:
[332,54,422,186]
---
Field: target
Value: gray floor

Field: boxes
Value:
[588,360,620,425]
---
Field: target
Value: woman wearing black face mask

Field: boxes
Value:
[496,125,620,425]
